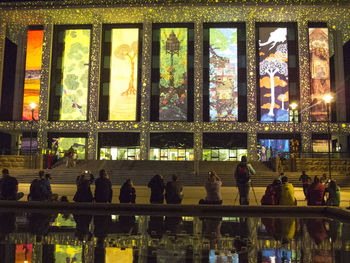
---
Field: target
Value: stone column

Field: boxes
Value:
[246,21,258,161]
[139,21,153,160]
[247,132,258,162]
[88,22,102,123]
[193,19,203,165]
[87,129,97,160]
[0,20,6,98]
[37,23,53,159]
[333,29,347,153]
[298,19,313,153]
[246,20,257,123]
[193,131,202,173]
[140,21,152,123]
[140,130,149,160]
[12,26,26,121]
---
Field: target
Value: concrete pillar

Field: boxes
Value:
[87,130,97,160]
[38,23,52,122]
[88,22,102,123]
[139,21,152,161]
[297,20,312,124]
[32,243,43,263]
[0,20,6,100]
[12,26,26,121]
[140,21,152,123]
[140,130,149,160]
[193,19,203,124]
[246,20,257,123]
[247,132,258,161]
[334,30,346,122]
[193,131,202,173]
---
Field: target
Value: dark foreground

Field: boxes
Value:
[0,202,349,262]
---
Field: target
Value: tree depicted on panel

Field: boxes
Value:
[114,41,138,96]
[259,27,289,122]
[260,56,288,116]
[159,28,188,121]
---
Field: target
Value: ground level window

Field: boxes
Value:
[150,148,194,161]
[99,147,140,160]
[202,148,247,161]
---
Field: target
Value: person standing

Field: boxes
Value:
[234,156,255,205]
[299,171,311,199]
[148,174,165,204]
[94,169,113,203]
[73,171,94,203]
[307,176,325,206]
[279,176,297,206]
[165,175,183,204]
[325,180,340,206]
[119,179,136,203]
[28,171,48,201]
[0,169,24,201]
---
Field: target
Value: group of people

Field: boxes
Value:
[0,155,341,207]
[260,171,341,206]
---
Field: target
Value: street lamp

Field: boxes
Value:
[290,102,298,171]
[323,93,333,179]
[29,103,37,168]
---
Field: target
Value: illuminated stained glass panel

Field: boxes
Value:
[209,28,238,121]
[53,137,86,159]
[259,27,289,122]
[309,28,330,121]
[259,139,289,159]
[15,244,32,263]
[109,28,139,120]
[159,28,187,121]
[106,248,133,263]
[55,245,82,262]
[22,29,43,120]
[312,140,330,152]
[60,29,90,120]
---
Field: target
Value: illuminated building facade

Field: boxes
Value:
[0,0,350,162]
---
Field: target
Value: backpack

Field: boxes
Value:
[236,164,249,184]
[29,179,46,201]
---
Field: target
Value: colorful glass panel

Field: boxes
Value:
[60,29,90,120]
[259,27,289,122]
[15,244,32,263]
[52,137,86,159]
[55,245,82,262]
[209,28,238,121]
[309,28,330,121]
[106,248,133,263]
[22,29,43,120]
[159,28,188,120]
[109,28,139,120]
[259,139,289,159]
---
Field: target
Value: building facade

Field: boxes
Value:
[0,0,350,162]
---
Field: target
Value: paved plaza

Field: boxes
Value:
[17,184,350,208]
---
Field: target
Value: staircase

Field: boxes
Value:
[8,160,350,188]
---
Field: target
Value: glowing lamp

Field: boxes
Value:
[323,94,333,104]
[289,102,298,110]
[29,102,37,110]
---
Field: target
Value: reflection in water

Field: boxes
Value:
[0,211,346,262]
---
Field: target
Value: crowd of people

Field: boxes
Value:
[0,155,342,207]
[260,171,341,207]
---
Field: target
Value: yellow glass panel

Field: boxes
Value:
[109,28,139,120]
